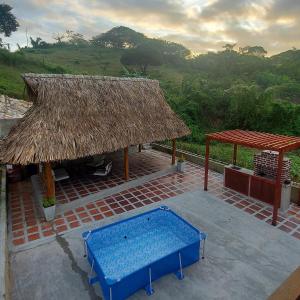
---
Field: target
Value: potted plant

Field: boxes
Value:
[177,155,186,172]
[42,197,56,221]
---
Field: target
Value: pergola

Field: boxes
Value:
[204,129,300,226]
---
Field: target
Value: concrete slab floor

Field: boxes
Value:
[10,189,300,300]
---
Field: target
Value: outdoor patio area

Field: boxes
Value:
[10,176,300,300]
[8,149,300,249]
[54,149,171,204]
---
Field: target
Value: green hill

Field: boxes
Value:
[0,45,187,99]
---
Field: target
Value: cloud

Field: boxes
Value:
[3,0,300,55]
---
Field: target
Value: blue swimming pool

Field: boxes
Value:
[82,206,206,300]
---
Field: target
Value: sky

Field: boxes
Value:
[4,0,300,55]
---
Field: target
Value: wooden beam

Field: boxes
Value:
[138,144,142,152]
[171,139,176,165]
[272,151,284,226]
[233,144,237,165]
[204,138,210,191]
[124,146,129,180]
[44,162,55,199]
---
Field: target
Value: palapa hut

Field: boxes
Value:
[0,73,190,199]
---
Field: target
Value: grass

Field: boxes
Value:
[0,46,185,99]
[24,46,124,76]
[163,140,300,182]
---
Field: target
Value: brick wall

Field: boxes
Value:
[254,150,291,183]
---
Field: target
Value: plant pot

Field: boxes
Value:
[43,205,56,221]
[177,161,186,172]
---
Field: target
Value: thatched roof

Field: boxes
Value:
[0,74,190,165]
[0,95,32,119]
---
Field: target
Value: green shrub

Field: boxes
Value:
[42,197,56,208]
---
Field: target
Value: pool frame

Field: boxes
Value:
[82,206,207,300]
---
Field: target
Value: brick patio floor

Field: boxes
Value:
[8,150,300,248]
[55,150,171,204]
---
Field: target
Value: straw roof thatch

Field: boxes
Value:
[0,74,190,165]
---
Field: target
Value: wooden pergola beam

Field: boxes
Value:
[272,151,284,226]
[44,162,55,199]
[124,146,129,180]
[204,130,289,226]
[204,137,210,191]
[233,144,237,165]
[171,139,176,165]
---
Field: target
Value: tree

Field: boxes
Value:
[222,43,236,52]
[120,44,163,74]
[142,38,190,58]
[53,32,66,44]
[52,30,88,47]
[92,26,146,48]
[0,4,19,37]
[30,37,49,48]
[226,84,272,130]
[239,45,267,57]
[65,30,88,46]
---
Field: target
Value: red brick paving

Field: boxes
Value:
[56,225,68,233]
[12,238,25,246]
[54,151,171,204]
[8,150,300,248]
[28,233,40,241]
[43,230,55,237]
[69,221,80,228]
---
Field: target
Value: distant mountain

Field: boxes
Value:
[271,49,300,63]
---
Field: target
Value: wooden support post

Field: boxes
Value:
[44,162,55,199]
[171,139,176,165]
[272,151,284,226]
[138,144,142,152]
[233,144,237,165]
[204,138,210,191]
[124,146,129,180]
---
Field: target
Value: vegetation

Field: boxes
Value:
[1,25,300,180]
[178,154,186,163]
[0,4,19,37]
[42,197,56,208]
[120,44,163,74]
[0,3,19,49]
[91,26,145,48]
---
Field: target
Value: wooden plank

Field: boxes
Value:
[44,162,55,198]
[207,129,300,152]
[268,267,300,300]
[233,144,237,165]
[272,151,284,226]
[204,138,210,191]
[171,139,176,165]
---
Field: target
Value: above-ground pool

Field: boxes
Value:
[82,206,207,300]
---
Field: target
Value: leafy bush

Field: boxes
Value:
[43,197,56,208]
[0,48,27,66]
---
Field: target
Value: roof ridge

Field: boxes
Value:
[22,73,158,82]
